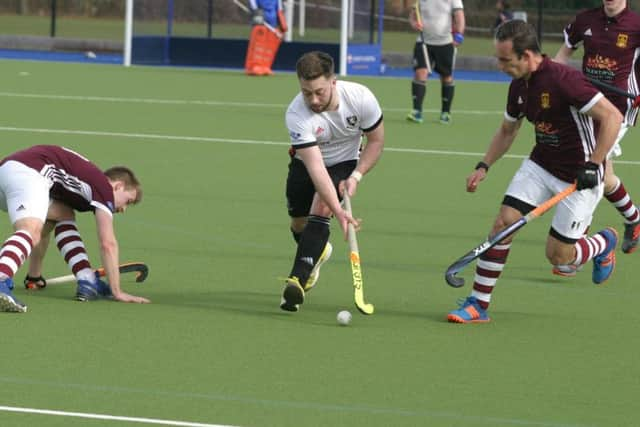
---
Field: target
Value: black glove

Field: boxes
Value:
[251,9,264,25]
[576,161,600,190]
[24,275,47,290]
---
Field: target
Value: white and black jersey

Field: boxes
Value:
[285,80,383,167]
[415,0,464,46]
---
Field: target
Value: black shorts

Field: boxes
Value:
[286,157,357,218]
[412,42,455,77]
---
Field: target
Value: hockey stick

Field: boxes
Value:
[414,2,432,74]
[588,77,640,108]
[233,0,283,39]
[445,183,576,288]
[342,192,374,315]
[46,262,149,286]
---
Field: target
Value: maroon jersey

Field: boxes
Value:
[506,57,602,183]
[563,5,640,123]
[0,145,114,215]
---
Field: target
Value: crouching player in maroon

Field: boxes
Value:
[0,145,150,312]
[448,20,623,323]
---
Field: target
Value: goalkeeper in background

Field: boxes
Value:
[245,0,288,76]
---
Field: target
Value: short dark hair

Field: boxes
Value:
[295,51,335,80]
[495,19,540,57]
[105,166,142,204]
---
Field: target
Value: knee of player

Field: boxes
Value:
[290,217,307,233]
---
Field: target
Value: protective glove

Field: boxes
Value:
[251,9,264,26]
[24,275,47,290]
[576,161,600,190]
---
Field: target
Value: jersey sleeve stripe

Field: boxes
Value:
[292,141,317,150]
[579,92,603,114]
[361,114,383,133]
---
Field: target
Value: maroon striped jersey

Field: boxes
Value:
[563,5,640,122]
[506,56,602,183]
[0,145,114,215]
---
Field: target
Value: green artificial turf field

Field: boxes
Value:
[0,60,638,427]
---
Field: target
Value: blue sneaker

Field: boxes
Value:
[447,296,490,323]
[406,110,423,123]
[592,227,618,285]
[0,277,27,313]
[76,273,112,302]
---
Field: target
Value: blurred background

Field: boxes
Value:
[0,0,632,69]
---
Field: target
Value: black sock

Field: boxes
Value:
[411,80,426,111]
[289,215,330,285]
[441,83,455,113]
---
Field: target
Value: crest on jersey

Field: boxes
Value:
[289,130,301,141]
[540,92,550,109]
[616,34,628,48]
[346,115,358,128]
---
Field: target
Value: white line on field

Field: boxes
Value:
[1,125,639,166]
[0,405,240,427]
[0,91,502,115]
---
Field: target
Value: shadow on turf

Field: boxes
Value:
[149,289,452,325]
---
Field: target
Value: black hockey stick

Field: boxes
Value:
[588,78,640,108]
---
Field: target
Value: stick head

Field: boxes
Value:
[355,301,374,315]
[445,272,465,288]
[134,265,149,283]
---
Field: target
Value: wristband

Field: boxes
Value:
[350,170,363,182]
[453,32,464,45]
[475,161,489,172]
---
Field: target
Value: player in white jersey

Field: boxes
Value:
[407,0,465,124]
[280,51,385,312]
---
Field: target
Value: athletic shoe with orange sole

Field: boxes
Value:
[447,296,490,324]
[592,227,618,285]
[552,264,584,277]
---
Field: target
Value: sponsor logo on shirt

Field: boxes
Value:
[541,92,551,109]
[616,33,628,48]
[534,121,560,146]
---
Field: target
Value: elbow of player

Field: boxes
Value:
[99,239,118,256]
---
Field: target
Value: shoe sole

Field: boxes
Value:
[552,267,578,277]
[304,243,333,292]
[447,314,490,324]
[0,293,27,313]
[280,282,304,312]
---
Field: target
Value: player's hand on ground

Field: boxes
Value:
[24,274,47,290]
[466,169,486,192]
[112,291,150,304]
